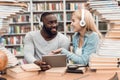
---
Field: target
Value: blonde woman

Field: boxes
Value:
[51,9,102,65]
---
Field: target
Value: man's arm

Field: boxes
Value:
[24,33,36,63]
[24,32,51,71]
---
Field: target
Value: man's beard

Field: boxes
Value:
[43,25,58,36]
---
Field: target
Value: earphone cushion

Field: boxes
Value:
[80,20,86,27]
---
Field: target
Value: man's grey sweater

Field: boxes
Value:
[24,30,70,63]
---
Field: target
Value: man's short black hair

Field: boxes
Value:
[40,12,54,21]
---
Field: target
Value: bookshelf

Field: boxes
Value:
[3,0,109,58]
[0,1,26,60]
[3,13,30,57]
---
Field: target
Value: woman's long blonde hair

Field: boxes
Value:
[72,9,102,38]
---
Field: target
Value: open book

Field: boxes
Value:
[21,63,41,71]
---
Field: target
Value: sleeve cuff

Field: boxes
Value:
[61,48,67,55]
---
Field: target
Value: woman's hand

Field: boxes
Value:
[52,48,62,54]
[48,48,62,55]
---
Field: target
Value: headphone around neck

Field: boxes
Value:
[79,9,86,27]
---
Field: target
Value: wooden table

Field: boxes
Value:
[2,71,120,80]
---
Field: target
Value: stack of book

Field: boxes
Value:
[106,31,120,39]
[89,54,120,70]
[98,39,120,57]
[45,67,67,76]
[105,24,120,39]
[89,39,120,73]
[7,64,41,79]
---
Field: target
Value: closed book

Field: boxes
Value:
[89,63,118,67]
[106,31,120,37]
[90,54,119,62]
[89,61,118,67]
[45,67,66,76]
[70,3,74,10]
[89,60,120,64]
[96,69,120,73]
[89,61,120,69]
[67,67,86,74]
[7,66,39,79]
[66,3,70,10]
[90,66,119,70]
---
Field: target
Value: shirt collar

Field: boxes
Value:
[75,31,93,38]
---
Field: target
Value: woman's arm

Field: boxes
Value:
[60,33,99,65]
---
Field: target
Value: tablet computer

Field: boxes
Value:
[42,54,67,67]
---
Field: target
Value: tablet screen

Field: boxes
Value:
[42,54,67,67]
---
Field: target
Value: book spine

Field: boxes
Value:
[66,13,72,21]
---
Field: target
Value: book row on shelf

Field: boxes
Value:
[7,23,73,34]
[9,13,70,23]
[3,36,24,45]
[6,47,23,56]
[8,25,30,34]
[32,2,63,11]
[9,13,107,31]
[33,13,63,22]
[66,3,82,10]
[9,15,30,23]
[27,2,82,11]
